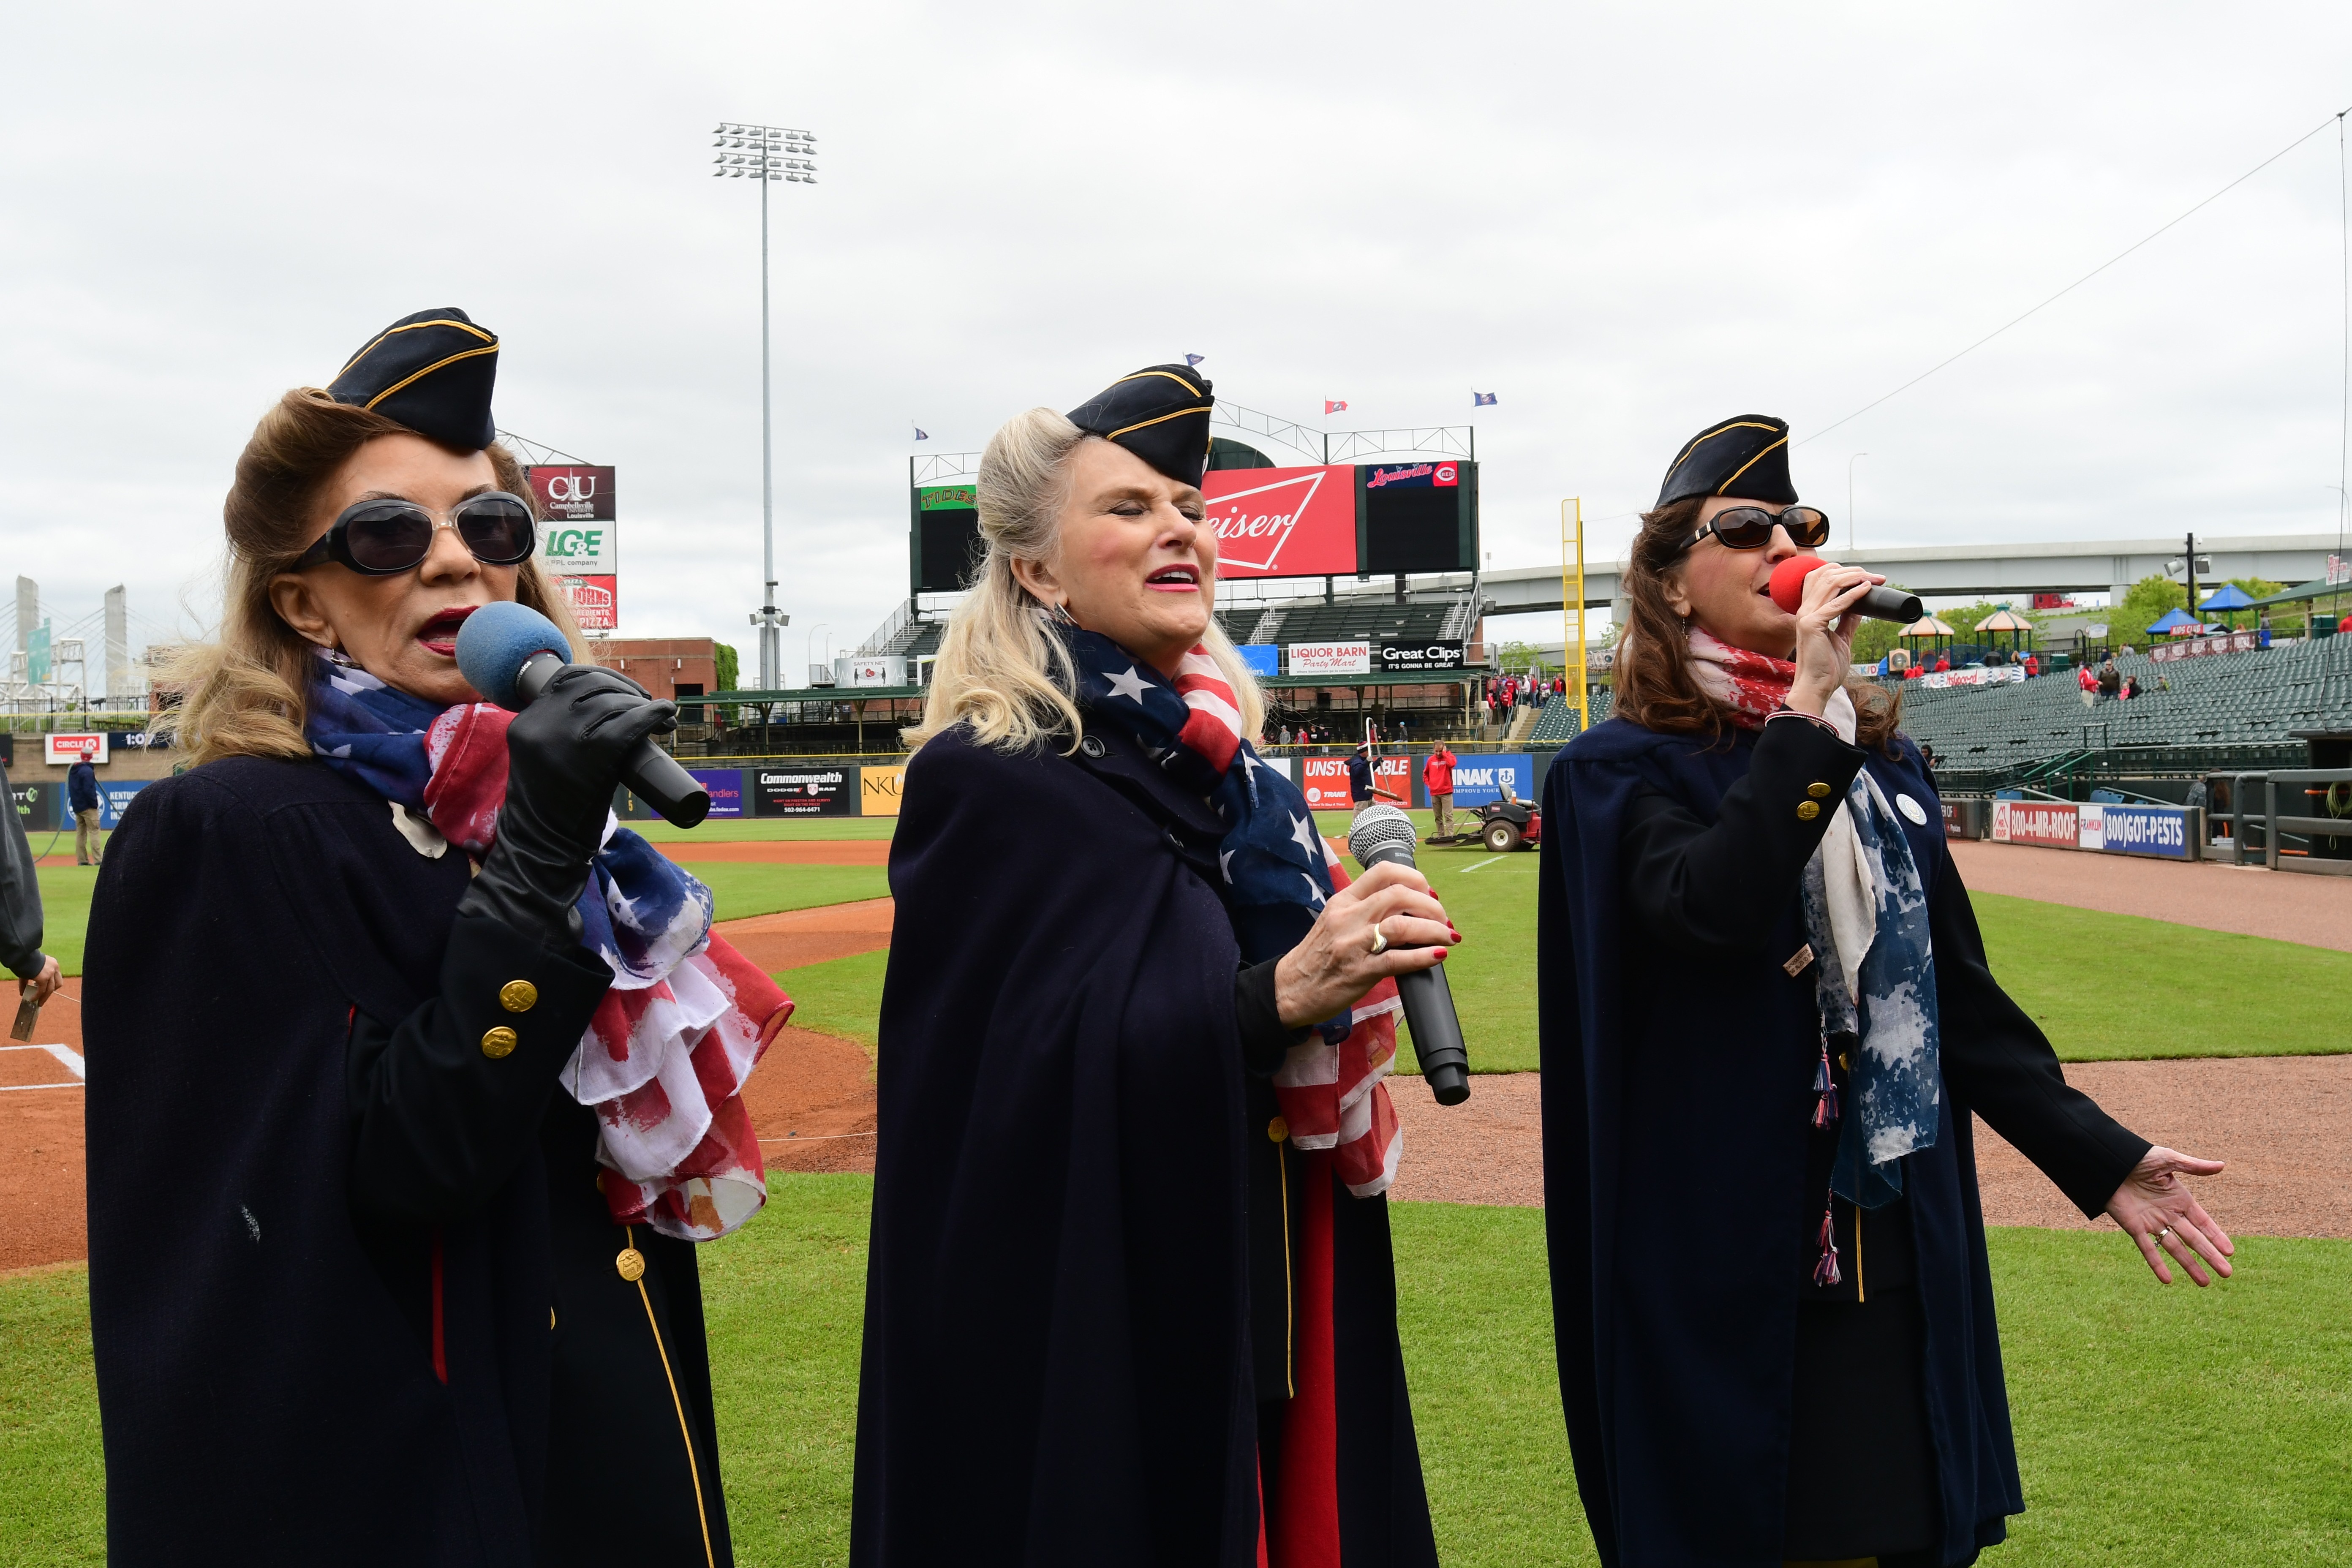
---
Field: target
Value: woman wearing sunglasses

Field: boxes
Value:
[83,310,784,1567]
[1535,416,2228,1567]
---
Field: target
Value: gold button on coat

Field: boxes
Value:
[1807,781,1833,798]
[499,980,539,1013]
[616,1247,646,1282]
[1796,800,1821,822]
[480,1026,519,1059]
[1266,1116,1290,1143]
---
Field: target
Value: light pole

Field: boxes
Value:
[1847,452,1868,553]
[711,120,818,692]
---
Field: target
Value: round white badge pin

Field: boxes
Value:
[1896,793,1929,826]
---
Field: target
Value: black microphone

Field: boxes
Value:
[1769,555,1924,624]
[455,602,711,829]
[1345,804,1470,1105]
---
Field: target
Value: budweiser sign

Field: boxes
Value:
[1200,464,1358,578]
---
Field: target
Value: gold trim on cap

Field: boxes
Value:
[337,316,496,377]
[1106,405,1211,443]
[1668,419,1781,474]
[1113,369,1206,396]
[362,344,499,411]
[1715,434,1790,495]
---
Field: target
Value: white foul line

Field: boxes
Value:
[0,1041,85,1090]
[1457,856,1508,874]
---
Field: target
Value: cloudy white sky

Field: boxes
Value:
[5,3,2349,680]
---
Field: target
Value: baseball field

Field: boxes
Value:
[5,813,2349,1565]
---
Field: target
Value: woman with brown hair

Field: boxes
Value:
[1536,416,2230,1567]
[83,310,787,1567]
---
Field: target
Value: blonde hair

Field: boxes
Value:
[905,406,1265,753]
[160,389,586,765]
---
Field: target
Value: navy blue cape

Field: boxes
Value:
[1537,718,2022,1568]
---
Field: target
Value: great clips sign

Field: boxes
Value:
[1201,465,1356,579]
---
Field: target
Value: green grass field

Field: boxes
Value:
[8,1183,2347,1566]
[35,812,2352,1074]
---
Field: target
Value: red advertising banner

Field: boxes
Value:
[555,574,618,632]
[526,465,616,523]
[1202,464,1357,578]
[1300,756,1411,810]
[2149,630,2264,663]
[1990,800,2078,848]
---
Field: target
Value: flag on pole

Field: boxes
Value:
[1473,391,1497,407]
[1184,353,1205,366]
[1324,400,1348,414]
[913,426,929,441]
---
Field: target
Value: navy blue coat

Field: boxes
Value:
[84,758,732,1566]
[1538,717,2146,1568]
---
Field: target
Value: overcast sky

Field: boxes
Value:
[5,3,2349,677]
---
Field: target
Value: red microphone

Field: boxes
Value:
[1769,555,1923,623]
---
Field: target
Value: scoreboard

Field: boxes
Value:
[908,460,1477,595]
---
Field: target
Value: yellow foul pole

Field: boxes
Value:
[1561,498,1590,735]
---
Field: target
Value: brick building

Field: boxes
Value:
[591,638,719,716]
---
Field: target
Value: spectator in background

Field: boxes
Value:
[1346,741,1377,817]
[1424,742,1457,838]
[2078,663,2098,708]
[1935,653,1951,673]
[68,748,102,866]
[2099,656,2121,699]
[1277,724,1293,747]
[2,753,62,1019]
[2024,651,2040,678]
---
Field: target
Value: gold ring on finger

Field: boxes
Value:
[1368,923,1388,956]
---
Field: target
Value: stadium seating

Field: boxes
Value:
[1892,636,2352,780]
[1529,689,1610,742]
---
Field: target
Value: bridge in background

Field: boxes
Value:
[1431,532,2341,617]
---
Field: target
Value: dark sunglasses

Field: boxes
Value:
[1681,504,1832,554]
[294,492,538,575]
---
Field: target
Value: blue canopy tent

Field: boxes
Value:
[2198,583,2257,629]
[2145,607,2203,637]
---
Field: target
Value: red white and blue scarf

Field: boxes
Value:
[308,654,793,1241]
[1063,629,1403,1196]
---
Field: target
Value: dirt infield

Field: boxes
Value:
[1390,1058,2352,1239]
[0,896,898,1274]
[717,898,895,972]
[1950,839,2352,952]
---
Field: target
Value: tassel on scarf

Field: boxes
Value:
[1811,1200,1842,1288]
[1810,1039,1840,1128]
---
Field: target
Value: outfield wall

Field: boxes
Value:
[623,746,1571,821]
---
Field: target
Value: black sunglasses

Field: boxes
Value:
[294,492,538,576]
[1681,504,1832,554]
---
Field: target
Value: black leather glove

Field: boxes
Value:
[456,665,678,947]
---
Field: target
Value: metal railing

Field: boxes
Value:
[2253,768,2352,875]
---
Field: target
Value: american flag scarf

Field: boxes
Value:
[1062,629,1403,1196]
[307,654,793,1241]
[1684,628,1941,1280]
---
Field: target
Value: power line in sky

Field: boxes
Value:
[1802,106,2352,449]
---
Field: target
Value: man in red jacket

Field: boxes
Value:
[1423,743,1457,837]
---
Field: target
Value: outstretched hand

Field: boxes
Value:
[2104,1146,2233,1286]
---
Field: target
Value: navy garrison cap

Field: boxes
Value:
[327,308,500,451]
[1655,415,1797,508]
[1067,365,1215,489]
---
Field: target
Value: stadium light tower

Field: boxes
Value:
[710,120,819,691]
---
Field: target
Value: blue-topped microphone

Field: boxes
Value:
[456,601,711,828]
